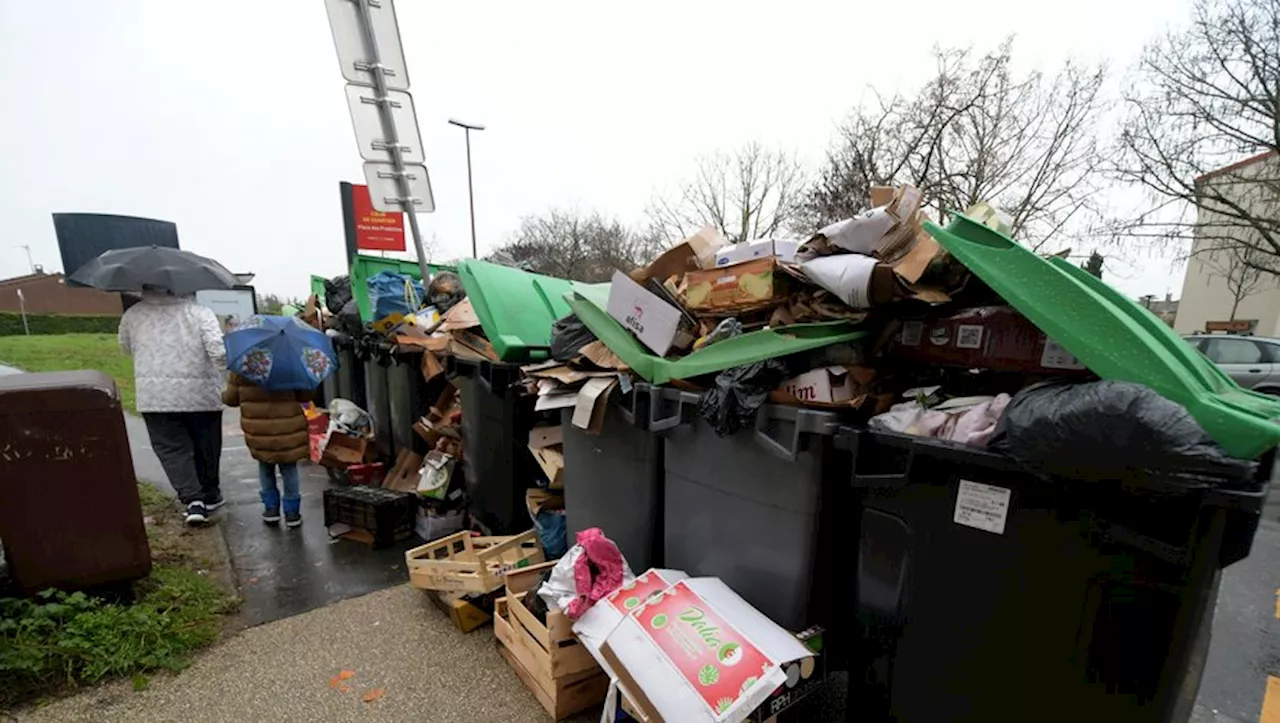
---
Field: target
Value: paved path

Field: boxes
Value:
[125,407,421,627]
[16,584,576,723]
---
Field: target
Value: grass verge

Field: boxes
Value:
[0,484,238,708]
[0,334,135,413]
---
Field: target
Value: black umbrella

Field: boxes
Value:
[69,246,238,296]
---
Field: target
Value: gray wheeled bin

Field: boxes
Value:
[332,335,366,411]
[837,428,1272,723]
[643,385,851,632]
[561,387,663,570]
[386,350,426,458]
[363,351,393,460]
[448,357,539,535]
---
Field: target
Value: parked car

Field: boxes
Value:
[1183,334,1280,394]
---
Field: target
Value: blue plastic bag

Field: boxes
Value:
[367,271,425,320]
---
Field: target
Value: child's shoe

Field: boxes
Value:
[262,507,281,524]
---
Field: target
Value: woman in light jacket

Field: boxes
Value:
[118,289,226,526]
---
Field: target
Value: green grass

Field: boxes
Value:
[0,334,135,413]
[0,485,237,707]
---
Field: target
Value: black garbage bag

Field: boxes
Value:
[427,271,465,313]
[336,298,364,337]
[324,275,353,315]
[989,380,1256,482]
[698,360,790,436]
[550,315,598,362]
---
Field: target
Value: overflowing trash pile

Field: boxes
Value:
[297,182,1280,723]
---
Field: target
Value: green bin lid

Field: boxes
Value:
[456,260,575,362]
[923,214,1280,459]
[565,282,866,384]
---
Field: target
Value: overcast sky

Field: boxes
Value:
[0,0,1197,299]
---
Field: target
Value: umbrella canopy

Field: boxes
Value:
[69,245,238,296]
[225,315,338,391]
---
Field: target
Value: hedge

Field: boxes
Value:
[0,312,121,336]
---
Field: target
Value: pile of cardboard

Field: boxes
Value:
[603,184,963,407]
[393,298,500,378]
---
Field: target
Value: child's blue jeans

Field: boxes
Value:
[259,461,301,515]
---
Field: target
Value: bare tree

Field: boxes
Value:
[1113,0,1280,271]
[489,208,660,283]
[804,40,1108,250]
[1202,241,1269,320]
[647,142,806,244]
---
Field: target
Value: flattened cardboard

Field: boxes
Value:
[607,270,687,356]
[572,377,617,433]
[530,446,565,489]
[420,350,445,381]
[579,340,629,370]
[528,425,564,449]
[436,297,481,331]
[450,329,499,361]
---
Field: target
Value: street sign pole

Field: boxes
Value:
[351,0,432,285]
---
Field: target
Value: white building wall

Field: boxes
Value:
[1174,154,1280,336]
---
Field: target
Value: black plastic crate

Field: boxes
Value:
[323,486,418,548]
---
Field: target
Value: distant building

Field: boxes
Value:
[0,272,123,316]
[1139,293,1179,326]
[1175,151,1280,335]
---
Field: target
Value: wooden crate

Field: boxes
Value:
[405,530,544,594]
[494,561,608,719]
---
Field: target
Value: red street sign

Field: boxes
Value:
[346,183,406,252]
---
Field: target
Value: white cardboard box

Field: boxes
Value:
[714,238,799,267]
[573,568,690,679]
[779,366,857,404]
[607,270,685,356]
[600,577,813,723]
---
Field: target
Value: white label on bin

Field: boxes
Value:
[1040,339,1086,370]
[954,480,1011,535]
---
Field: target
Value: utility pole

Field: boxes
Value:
[448,118,485,258]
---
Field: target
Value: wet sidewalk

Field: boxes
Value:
[127,408,421,626]
[17,584,578,723]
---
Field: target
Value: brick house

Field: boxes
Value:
[0,272,123,315]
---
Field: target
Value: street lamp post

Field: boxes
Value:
[448,118,485,258]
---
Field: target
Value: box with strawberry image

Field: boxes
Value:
[600,578,815,723]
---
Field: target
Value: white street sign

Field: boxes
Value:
[344,85,426,165]
[363,161,435,214]
[325,0,410,91]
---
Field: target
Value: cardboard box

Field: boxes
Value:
[633,227,728,283]
[528,425,564,449]
[888,306,1090,375]
[714,238,799,267]
[383,450,424,493]
[779,366,858,404]
[320,432,368,468]
[599,578,814,723]
[427,588,493,633]
[573,568,690,676]
[607,270,690,356]
[682,257,787,312]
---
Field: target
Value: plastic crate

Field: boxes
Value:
[322,486,417,548]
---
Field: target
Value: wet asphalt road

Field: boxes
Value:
[1191,479,1280,723]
